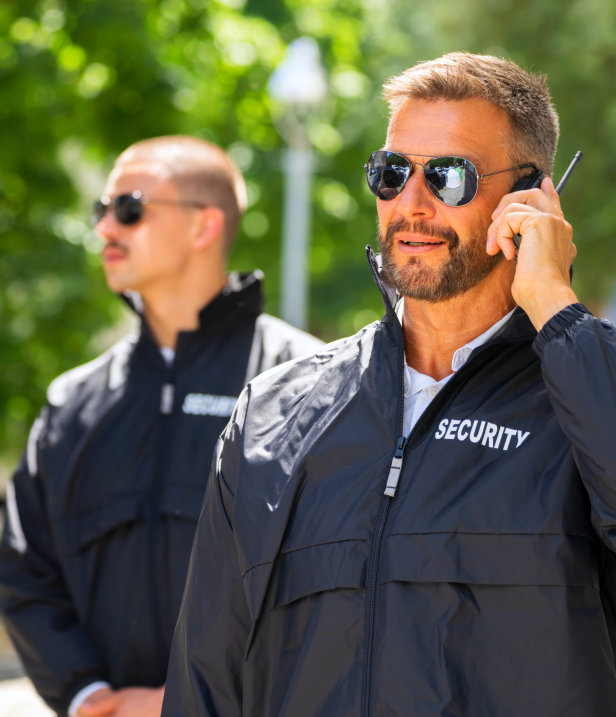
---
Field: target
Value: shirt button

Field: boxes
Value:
[429,386,440,398]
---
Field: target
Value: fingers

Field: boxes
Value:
[540,175,560,201]
[492,176,560,220]
[486,176,565,259]
[105,686,166,717]
[77,688,120,717]
[486,205,541,259]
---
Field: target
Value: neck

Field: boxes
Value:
[140,268,227,348]
[401,274,515,381]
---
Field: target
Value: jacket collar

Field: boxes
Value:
[124,271,265,366]
[193,270,264,332]
[121,271,263,323]
[366,245,399,320]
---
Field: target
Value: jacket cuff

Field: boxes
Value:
[68,681,111,717]
[532,303,592,356]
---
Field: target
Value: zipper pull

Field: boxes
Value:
[384,435,407,497]
[160,383,175,415]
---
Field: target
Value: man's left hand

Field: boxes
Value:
[77,685,164,717]
[486,175,578,330]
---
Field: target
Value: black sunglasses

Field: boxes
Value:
[364,150,538,207]
[93,191,207,225]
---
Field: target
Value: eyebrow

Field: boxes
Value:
[382,148,484,166]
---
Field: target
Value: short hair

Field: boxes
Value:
[114,136,247,252]
[383,52,559,175]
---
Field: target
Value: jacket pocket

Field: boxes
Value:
[158,482,206,523]
[379,531,598,588]
[243,538,368,621]
[54,493,144,555]
[54,482,206,558]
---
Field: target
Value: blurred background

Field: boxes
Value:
[1,0,616,479]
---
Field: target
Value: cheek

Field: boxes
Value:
[152,223,193,264]
[466,202,494,236]
[376,199,395,230]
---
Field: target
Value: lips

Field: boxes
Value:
[102,244,128,263]
[399,238,446,247]
[381,220,459,255]
[397,233,447,247]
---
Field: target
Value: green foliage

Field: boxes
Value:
[2,0,616,468]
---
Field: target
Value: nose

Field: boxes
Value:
[95,207,120,242]
[393,163,438,218]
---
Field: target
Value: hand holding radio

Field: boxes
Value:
[486,152,582,330]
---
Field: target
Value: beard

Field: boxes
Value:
[377,217,503,302]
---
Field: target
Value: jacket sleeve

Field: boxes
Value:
[533,302,616,550]
[0,411,108,716]
[244,314,324,382]
[162,433,251,717]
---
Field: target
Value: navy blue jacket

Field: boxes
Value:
[0,272,322,716]
[163,251,616,717]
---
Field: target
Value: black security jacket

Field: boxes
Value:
[163,250,616,717]
[0,272,322,716]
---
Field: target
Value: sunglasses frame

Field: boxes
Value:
[93,191,208,225]
[364,150,539,207]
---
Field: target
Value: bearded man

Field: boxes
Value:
[163,54,616,716]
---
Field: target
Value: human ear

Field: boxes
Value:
[192,206,225,250]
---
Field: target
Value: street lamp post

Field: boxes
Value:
[268,38,327,330]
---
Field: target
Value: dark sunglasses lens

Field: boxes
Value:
[423,157,478,207]
[114,194,144,225]
[365,151,410,200]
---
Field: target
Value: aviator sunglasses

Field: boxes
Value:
[93,191,207,225]
[364,150,539,207]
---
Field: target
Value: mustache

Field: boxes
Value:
[382,218,459,248]
[102,240,128,253]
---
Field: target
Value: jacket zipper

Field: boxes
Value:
[384,435,408,497]
[360,491,394,716]
[359,337,531,715]
[361,246,531,715]
[361,313,407,717]
[147,371,175,664]
[160,382,175,415]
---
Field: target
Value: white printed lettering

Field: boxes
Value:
[458,419,472,441]
[435,419,449,439]
[445,419,460,439]
[482,422,498,448]
[469,420,485,443]
[182,393,238,417]
[502,427,517,450]
[433,417,532,452]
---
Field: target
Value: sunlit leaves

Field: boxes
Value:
[2,0,616,473]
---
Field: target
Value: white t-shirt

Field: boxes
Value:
[397,302,515,436]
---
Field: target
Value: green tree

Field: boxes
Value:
[2,0,615,472]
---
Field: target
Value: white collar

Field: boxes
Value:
[159,346,175,367]
[450,308,514,371]
[396,301,515,397]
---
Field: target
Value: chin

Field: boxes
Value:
[104,276,131,294]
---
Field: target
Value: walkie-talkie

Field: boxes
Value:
[512,151,583,258]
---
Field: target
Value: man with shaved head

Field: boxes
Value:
[0,135,322,717]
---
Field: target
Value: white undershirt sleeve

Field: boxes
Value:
[68,681,112,717]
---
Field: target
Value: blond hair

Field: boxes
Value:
[383,52,559,175]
